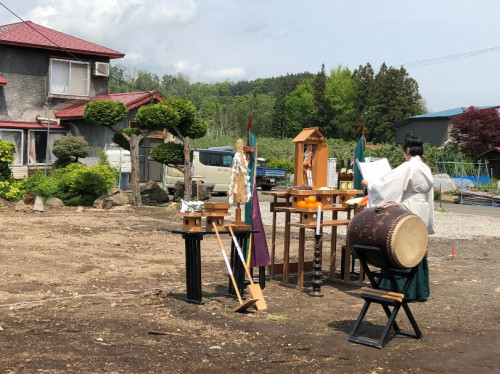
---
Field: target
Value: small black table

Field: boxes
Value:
[173,228,261,304]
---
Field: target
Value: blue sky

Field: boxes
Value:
[1,0,500,112]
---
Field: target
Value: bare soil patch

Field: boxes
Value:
[0,202,499,373]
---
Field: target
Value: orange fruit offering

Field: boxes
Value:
[305,196,316,204]
[306,202,316,210]
[297,200,307,208]
[314,201,324,209]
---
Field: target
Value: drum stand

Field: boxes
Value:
[348,244,423,349]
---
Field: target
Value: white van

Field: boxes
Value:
[165,148,235,195]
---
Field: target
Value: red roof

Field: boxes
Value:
[476,147,500,158]
[0,21,124,59]
[0,76,6,86]
[0,120,67,130]
[56,90,166,120]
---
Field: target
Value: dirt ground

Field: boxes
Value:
[0,200,499,373]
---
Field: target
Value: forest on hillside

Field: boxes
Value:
[109,62,426,144]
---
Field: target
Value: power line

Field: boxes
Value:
[400,46,500,69]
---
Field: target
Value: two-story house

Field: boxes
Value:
[0,20,165,181]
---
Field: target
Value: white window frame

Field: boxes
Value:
[0,129,24,166]
[27,130,66,166]
[49,58,90,97]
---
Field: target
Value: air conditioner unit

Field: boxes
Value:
[93,62,110,77]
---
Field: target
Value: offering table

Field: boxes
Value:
[264,189,363,287]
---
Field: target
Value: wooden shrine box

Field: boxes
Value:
[292,127,328,188]
[176,212,203,232]
[205,212,231,232]
[204,202,231,232]
[204,202,230,213]
[316,189,340,207]
[290,190,315,208]
[298,208,320,225]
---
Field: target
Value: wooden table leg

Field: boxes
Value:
[283,209,291,284]
[270,197,277,279]
[297,227,305,288]
[182,232,204,304]
[330,210,338,279]
[343,242,351,282]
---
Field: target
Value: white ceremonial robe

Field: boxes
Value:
[367,155,435,234]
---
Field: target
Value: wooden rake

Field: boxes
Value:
[213,222,258,312]
[227,225,267,310]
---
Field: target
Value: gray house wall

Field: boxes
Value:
[0,43,116,178]
[0,45,48,121]
[395,118,450,147]
[0,44,110,123]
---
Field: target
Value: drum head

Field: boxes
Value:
[390,215,428,268]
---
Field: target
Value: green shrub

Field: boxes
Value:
[182,117,209,139]
[0,138,15,181]
[56,163,117,206]
[23,170,61,199]
[267,158,294,174]
[150,142,185,166]
[24,164,116,206]
[52,135,90,168]
[0,138,24,200]
[0,179,25,201]
[475,179,499,193]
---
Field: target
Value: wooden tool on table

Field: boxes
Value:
[228,225,267,310]
[213,222,258,312]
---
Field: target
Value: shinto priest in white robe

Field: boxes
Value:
[366,155,435,235]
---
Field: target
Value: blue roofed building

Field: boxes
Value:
[393,106,500,147]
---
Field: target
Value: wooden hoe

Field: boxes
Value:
[227,225,267,310]
[213,222,258,312]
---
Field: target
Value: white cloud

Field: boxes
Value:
[173,59,200,74]
[25,0,198,45]
[203,67,246,81]
[122,52,145,65]
[170,60,245,82]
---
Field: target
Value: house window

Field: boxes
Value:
[50,58,89,96]
[28,130,66,165]
[0,130,23,165]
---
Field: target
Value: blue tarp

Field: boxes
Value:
[452,175,491,186]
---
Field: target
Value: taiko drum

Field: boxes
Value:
[347,205,428,269]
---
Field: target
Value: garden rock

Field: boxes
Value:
[46,197,64,208]
[173,181,213,201]
[23,191,37,205]
[33,196,44,212]
[140,180,169,205]
[93,191,130,209]
[15,200,31,212]
[15,193,44,212]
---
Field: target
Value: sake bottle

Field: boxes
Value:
[339,160,346,181]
